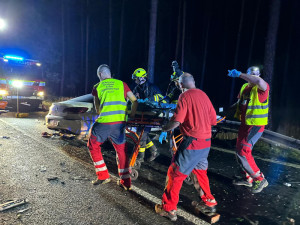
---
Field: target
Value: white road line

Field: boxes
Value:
[212,146,300,169]
[0,119,210,225]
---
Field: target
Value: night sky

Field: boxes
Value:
[0,0,299,135]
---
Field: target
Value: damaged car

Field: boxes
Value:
[45,94,98,139]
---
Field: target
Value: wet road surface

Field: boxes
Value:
[1,112,299,225]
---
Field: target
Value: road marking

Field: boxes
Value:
[0,118,210,225]
[212,146,300,169]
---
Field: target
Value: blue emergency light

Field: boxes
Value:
[3,55,24,61]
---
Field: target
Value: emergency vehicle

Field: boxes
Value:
[0,53,45,110]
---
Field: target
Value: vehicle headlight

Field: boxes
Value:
[37,91,44,97]
[0,89,8,95]
[12,80,24,88]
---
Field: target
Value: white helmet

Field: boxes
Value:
[247,66,261,76]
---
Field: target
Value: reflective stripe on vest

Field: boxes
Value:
[96,79,127,123]
[235,83,269,126]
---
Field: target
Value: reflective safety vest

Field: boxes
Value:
[95,78,127,123]
[234,83,269,126]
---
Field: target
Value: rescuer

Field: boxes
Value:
[228,67,269,193]
[155,73,218,221]
[132,68,163,162]
[163,61,183,104]
[88,64,138,190]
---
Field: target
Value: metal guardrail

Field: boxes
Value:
[219,120,300,150]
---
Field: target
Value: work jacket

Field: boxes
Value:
[95,78,127,123]
[235,83,269,125]
[133,81,164,102]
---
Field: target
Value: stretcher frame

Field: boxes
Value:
[125,110,225,180]
[125,112,167,180]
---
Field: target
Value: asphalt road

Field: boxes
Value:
[0,112,299,225]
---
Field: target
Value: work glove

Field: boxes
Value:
[172,61,183,76]
[137,98,148,103]
[159,131,167,144]
[227,69,241,78]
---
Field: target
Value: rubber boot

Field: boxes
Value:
[136,150,145,162]
[146,145,159,162]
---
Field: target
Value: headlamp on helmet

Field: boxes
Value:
[247,66,261,76]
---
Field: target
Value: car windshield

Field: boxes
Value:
[68,94,93,103]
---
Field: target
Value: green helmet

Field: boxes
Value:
[132,68,147,80]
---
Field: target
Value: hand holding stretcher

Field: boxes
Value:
[125,102,175,179]
[125,101,225,180]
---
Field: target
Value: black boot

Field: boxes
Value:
[146,145,159,162]
[136,151,145,162]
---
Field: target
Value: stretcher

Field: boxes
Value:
[125,101,225,180]
[126,114,170,180]
[125,102,175,180]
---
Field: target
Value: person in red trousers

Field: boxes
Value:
[155,72,217,221]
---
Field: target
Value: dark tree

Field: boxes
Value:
[247,0,261,66]
[229,0,245,105]
[60,0,65,96]
[264,0,281,129]
[181,0,186,69]
[147,0,158,83]
[175,0,182,60]
[80,0,85,95]
[109,0,113,66]
[117,0,125,77]
[200,2,212,90]
[85,0,90,94]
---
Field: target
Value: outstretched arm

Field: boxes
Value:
[228,69,268,91]
[239,74,268,91]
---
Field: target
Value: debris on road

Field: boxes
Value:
[0,136,10,139]
[0,199,28,212]
[41,131,76,140]
[286,218,295,225]
[243,216,259,225]
[47,176,59,181]
[47,176,65,185]
[71,176,89,181]
[42,132,52,138]
[283,182,292,187]
[40,165,47,172]
[60,133,76,140]
[17,207,30,214]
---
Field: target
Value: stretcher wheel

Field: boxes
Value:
[134,160,142,169]
[130,169,139,180]
[184,174,193,185]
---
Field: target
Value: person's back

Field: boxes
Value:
[96,78,127,123]
[173,88,216,139]
[156,73,218,221]
[88,64,137,190]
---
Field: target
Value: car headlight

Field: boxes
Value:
[0,89,8,95]
[37,91,44,97]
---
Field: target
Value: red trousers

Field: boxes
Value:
[88,134,131,187]
[162,137,216,211]
[236,125,264,181]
